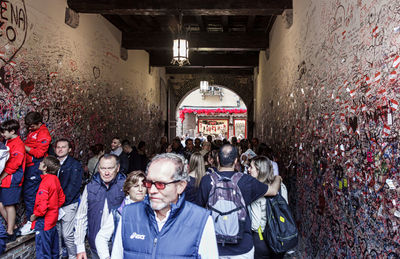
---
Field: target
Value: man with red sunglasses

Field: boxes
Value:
[111,153,218,259]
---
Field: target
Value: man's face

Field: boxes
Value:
[98,157,120,183]
[251,138,258,147]
[195,139,201,147]
[146,159,186,212]
[122,144,132,154]
[172,140,180,149]
[55,141,71,159]
[111,139,121,151]
[186,140,194,150]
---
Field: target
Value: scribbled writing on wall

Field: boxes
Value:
[257,0,400,257]
[0,0,27,64]
[0,1,163,161]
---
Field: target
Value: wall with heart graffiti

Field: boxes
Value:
[256,0,400,257]
[0,0,166,159]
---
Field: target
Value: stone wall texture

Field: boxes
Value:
[256,0,400,257]
[0,0,166,159]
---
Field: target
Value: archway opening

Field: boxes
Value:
[176,85,247,141]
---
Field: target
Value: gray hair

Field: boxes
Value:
[146,153,189,181]
[99,153,120,165]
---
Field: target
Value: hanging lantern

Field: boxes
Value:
[171,12,189,66]
[172,37,189,66]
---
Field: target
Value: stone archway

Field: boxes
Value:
[168,73,254,139]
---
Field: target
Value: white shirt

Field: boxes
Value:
[74,186,110,254]
[111,210,218,259]
[249,182,288,232]
[95,196,135,259]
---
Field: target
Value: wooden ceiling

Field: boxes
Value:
[67,0,292,74]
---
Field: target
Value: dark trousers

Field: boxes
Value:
[35,219,59,259]
[252,231,285,259]
[23,163,42,218]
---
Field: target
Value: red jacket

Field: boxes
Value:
[1,136,26,187]
[25,124,51,167]
[32,174,65,230]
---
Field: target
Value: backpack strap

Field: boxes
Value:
[209,169,221,184]
[231,172,243,185]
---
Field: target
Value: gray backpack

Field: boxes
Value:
[207,171,247,245]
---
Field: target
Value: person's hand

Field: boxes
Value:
[30,214,37,222]
[77,252,87,259]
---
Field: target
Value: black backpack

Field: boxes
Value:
[263,194,298,253]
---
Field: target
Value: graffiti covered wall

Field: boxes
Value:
[0,0,165,159]
[256,0,400,257]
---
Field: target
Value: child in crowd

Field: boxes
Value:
[30,156,65,259]
[0,120,26,242]
[21,111,51,236]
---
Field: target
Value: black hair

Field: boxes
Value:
[138,141,146,150]
[90,143,104,155]
[0,119,20,133]
[218,144,238,167]
[25,111,43,126]
[122,139,131,147]
[185,138,193,145]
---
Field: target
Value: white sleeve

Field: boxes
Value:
[95,212,115,259]
[280,183,288,204]
[111,220,123,259]
[198,215,219,259]
[74,186,88,254]
[272,161,279,176]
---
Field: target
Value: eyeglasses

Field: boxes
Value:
[143,179,181,190]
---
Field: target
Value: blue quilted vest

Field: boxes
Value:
[87,172,125,252]
[121,193,210,259]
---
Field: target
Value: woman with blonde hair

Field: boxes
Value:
[184,152,206,203]
[95,171,146,259]
[248,156,287,259]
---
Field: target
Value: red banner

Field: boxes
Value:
[179,108,247,122]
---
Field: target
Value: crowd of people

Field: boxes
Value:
[0,110,289,259]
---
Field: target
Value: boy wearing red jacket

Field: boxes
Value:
[21,111,51,235]
[0,119,26,242]
[30,155,65,259]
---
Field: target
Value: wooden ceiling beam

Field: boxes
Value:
[67,0,292,15]
[122,32,267,50]
[165,67,254,75]
[195,16,206,32]
[222,16,229,32]
[150,51,259,67]
[246,15,255,32]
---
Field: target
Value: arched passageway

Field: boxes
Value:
[176,86,247,139]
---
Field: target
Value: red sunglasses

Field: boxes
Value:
[143,179,181,190]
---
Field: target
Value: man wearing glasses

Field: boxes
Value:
[75,154,126,259]
[111,153,218,259]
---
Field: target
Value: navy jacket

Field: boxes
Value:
[121,193,209,258]
[87,172,125,252]
[58,156,83,206]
